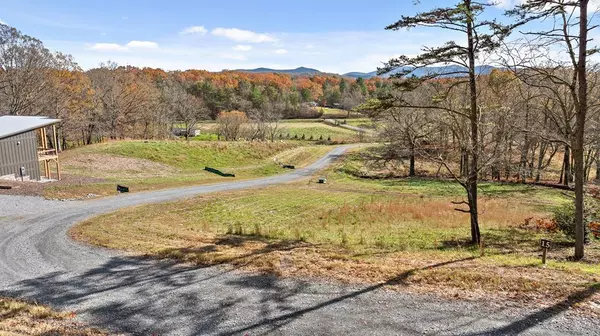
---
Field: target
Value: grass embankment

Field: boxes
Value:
[193,120,362,142]
[46,141,333,199]
[0,297,108,335]
[343,118,382,130]
[318,107,364,119]
[275,122,359,141]
[72,149,600,311]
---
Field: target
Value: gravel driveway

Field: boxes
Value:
[0,145,598,335]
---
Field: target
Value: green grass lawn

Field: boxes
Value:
[190,120,363,143]
[276,122,360,142]
[318,107,364,119]
[344,118,382,130]
[47,141,334,199]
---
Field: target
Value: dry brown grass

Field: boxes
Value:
[71,181,600,313]
[0,297,110,335]
[62,153,178,179]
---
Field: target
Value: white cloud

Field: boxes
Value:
[127,40,159,48]
[305,44,315,49]
[233,45,253,51]
[274,49,288,55]
[87,43,128,52]
[222,53,247,61]
[212,28,276,43]
[180,26,208,35]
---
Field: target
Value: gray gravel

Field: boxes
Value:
[0,194,69,219]
[0,145,598,335]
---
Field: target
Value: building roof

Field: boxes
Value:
[0,116,61,140]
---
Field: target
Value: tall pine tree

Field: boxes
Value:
[379,0,509,244]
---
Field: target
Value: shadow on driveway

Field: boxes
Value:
[1,255,597,335]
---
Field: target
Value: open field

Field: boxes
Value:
[344,118,382,130]
[0,141,334,200]
[192,120,364,142]
[72,150,600,312]
[275,122,361,141]
[318,107,364,119]
[0,297,108,335]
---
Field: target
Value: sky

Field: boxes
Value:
[0,0,565,74]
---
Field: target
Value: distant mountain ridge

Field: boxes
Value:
[343,65,497,79]
[234,67,323,75]
[232,66,497,78]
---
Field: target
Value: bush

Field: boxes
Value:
[552,199,597,241]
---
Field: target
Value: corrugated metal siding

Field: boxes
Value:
[0,130,41,180]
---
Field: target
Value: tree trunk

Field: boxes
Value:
[536,142,547,182]
[574,0,588,260]
[466,1,481,245]
[563,145,571,186]
[409,142,416,176]
[596,149,600,180]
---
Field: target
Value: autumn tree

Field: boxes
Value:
[217,111,248,141]
[0,24,59,116]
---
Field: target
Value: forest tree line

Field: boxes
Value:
[0,23,389,146]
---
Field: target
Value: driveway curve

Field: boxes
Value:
[0,145,598,335]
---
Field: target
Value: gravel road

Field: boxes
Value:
[0,145,598,335]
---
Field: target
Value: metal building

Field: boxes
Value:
[0,116,61,181]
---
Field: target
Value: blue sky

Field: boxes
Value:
[1,0,536,73]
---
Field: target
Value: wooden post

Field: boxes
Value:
[41,128,48,178]
[52,124,60,180]
[540,239,551,265]
[542,247,547,264]
[52,124,58,152]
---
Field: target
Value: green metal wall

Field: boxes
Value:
[0,130,41,180]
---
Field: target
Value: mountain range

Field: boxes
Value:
[234,66,497,78]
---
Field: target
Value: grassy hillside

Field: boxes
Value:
[71,141,298,172]
[47,141,333,199]
[192,120,363,143]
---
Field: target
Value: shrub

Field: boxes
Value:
[552,199,597,241]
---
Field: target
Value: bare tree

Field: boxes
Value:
[161,76,208,141]
[217,111,248,141]
[0,24,58,116]
[506,0,598,259]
